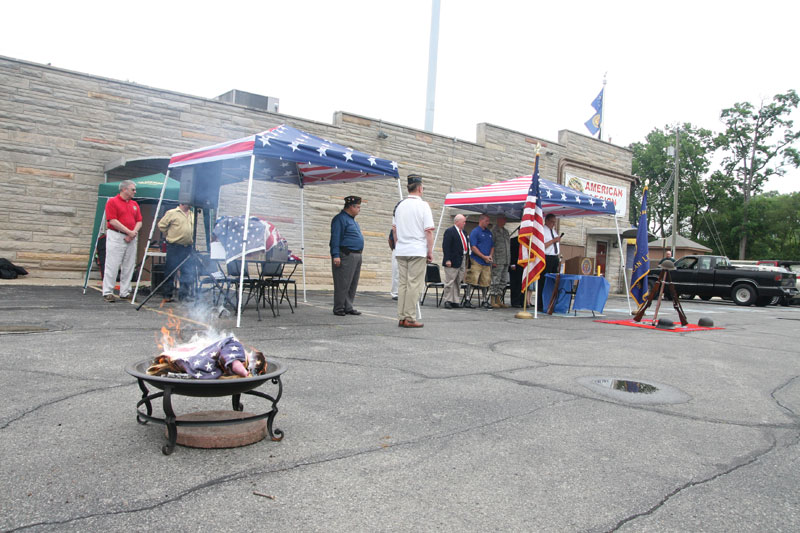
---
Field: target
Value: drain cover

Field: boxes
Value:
[595,379,658,394]
[578,376,690,404]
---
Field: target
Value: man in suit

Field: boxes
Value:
[508,233,523,307]
[441,214,469,309]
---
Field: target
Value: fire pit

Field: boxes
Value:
[126,358,286,455]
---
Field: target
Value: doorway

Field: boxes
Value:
[596,241,607,276]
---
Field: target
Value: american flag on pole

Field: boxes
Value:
[518,154,546,292]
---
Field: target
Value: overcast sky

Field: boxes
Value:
[4,0,798,192]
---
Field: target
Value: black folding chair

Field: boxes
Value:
[226,260,262,320]
[421,264,445,307]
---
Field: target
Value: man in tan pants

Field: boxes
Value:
[392,175,434,328]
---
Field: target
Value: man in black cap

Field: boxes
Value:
[330,195,364,316]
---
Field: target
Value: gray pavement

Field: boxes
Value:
[1,284,798,532]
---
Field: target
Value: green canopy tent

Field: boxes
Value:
[82,173,180,292]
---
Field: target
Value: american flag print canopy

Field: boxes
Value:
[168,124,399,186]
[444,175,617,219]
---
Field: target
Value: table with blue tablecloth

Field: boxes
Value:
[542,273,610,315]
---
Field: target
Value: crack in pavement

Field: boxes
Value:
[5,396,581,532]
[0,382,130,430]
[492,372,798,431]
[604,431,795,532]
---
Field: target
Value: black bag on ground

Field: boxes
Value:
[0,258,28,279]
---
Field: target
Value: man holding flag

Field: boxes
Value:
[517,150,546,314]
[630,182,650,307]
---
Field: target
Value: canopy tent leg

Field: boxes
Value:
[613,215,632,314]
[133,170,170,304]
[236,155,257,328]
[83,211,107,294]
[301,187,307,303]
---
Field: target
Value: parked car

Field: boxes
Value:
[649,255,798,306]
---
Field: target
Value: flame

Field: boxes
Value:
[155,309,182,352]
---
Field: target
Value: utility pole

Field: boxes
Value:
[671,127,680,256]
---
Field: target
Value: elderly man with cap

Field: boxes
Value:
[393,175,434,328]
[330,195,364,316]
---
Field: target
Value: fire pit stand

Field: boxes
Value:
[126,359,286,455]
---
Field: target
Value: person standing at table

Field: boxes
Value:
[490,214,511,308]
[538,213,562,309]
[103,180,142,303]
[465,214,494,309]
[157,203,195,303]
[508,235,523,307]
[393,175,434,328]
[330,195,364,316]
[441,214,469,309]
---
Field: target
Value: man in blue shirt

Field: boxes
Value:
[464,214,494,309]
[330,196,364,316]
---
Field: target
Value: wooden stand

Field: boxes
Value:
[632,270,688,326]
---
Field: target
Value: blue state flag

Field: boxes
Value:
[584,88,604,136]
[630,184,650,306]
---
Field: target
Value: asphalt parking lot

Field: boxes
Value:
[1,284,799,532]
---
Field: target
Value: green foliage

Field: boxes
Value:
[630,90,800,261]
[629,123,714,239]
[714,89,800,258]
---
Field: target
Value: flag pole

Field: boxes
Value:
[598,73,607,141]
[515,144,542,320]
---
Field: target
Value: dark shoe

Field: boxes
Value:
[444,301,453,309]
[333,310,346,316]
[401,320,424,328]
[450,302,461,308]
[398,320,406,327]
[346,309,362,315]
[391,296,398,300]
[482,301,493,309]
[103,294,115,303]
[462,301,474,309]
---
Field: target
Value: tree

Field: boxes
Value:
[714,90,800,259]
[629,123,714,240]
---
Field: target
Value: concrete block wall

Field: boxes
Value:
[1,56,634,292]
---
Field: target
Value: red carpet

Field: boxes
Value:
[594,319,724,332]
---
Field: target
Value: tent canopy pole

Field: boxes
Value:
[236,155,257,328]
[132,170,170,303]
[613,215,632,314]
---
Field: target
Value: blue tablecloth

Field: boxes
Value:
[542,274,610,314]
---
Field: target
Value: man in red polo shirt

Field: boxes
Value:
[102,180,142,302]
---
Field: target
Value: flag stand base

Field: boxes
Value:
[515,311,533,319]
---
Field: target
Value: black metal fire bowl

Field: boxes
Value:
[126,358,286,455]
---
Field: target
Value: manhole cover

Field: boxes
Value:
[578,376,690,405]
[594,379,658,394]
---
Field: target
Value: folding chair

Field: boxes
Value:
[226,259,262,320]
[421,264,445,307]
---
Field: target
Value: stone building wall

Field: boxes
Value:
[0,56,635,292]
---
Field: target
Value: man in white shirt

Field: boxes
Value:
[392,175,434,328]
[539,213,563,309]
